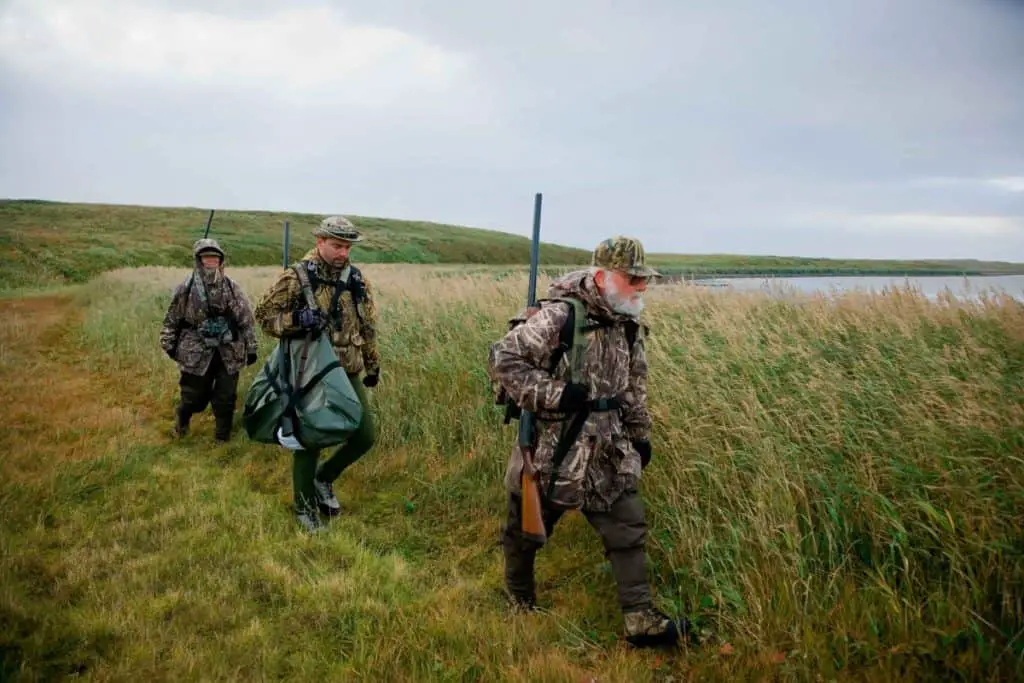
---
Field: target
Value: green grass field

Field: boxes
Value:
[4,199,1023,292]
[2,259,1022,681]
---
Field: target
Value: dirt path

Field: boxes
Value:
[0,294,164,484]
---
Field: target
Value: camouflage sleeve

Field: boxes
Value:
[254,268,304,339]
[621,324,652,441]
[360,277,380,374]
[158,282,187,354]
[491,302,571,413]
[230,280,258,354]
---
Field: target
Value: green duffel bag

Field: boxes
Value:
[243,329,363,451]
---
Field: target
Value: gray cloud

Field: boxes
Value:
[1,0,1022,260]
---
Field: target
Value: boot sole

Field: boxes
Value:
[626,623,682,649]
[317,503,341,517]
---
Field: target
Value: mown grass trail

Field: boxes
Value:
[2,265,1022,682]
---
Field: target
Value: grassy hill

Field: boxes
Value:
[0,200,592,291]
[2,199,1023,291]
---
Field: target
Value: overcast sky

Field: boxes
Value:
[2,0,1023,260]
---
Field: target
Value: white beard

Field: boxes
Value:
[603,275,645,317]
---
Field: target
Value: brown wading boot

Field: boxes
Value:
[623,607,685,649]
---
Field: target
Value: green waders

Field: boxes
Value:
[291,373,376,516]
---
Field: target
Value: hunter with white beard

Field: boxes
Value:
[488,236,685,649]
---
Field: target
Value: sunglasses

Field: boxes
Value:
[619,272,650,287]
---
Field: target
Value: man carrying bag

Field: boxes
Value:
[247,216,381,534]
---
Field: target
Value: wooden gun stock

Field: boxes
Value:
[520,448,547,544]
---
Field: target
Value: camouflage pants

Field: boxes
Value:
[292,373,376,514]
[178,351,239,420]
[502,489,653,613]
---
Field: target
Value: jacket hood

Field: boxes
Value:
[193,238,226,268]
[192,238,226,285]
[193,238,225,259]
[546,268,637,322]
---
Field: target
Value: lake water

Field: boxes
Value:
[692,275,1024,301]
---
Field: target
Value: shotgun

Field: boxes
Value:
[202,209,215,238]
[518,192,547,545]
[282,220,291,269]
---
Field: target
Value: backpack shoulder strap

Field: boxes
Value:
[563,298,588,383]
[347,265,365,299]
[541,297,587,382]
[292,261,319,311]
[346,265,366,323]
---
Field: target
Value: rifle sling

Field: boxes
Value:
[544,396,622,502]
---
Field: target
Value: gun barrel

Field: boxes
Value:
[526,193,542,306]
[282,220,291,269]
[203,209,215,238]
[518,192,543,451]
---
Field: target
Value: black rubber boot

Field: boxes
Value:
[506,590,538,613]
[503,541,539,612]
[174,405,191,437]
[214,411,233,442]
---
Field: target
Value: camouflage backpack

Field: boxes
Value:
[487,297,639,423]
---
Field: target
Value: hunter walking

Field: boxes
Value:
[160,238,259,441]
[253,216,381,534]
[489,236,683,649]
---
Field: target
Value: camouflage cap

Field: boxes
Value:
[591,236,660,278]
[313,215,363,242]
[192,238,225,259]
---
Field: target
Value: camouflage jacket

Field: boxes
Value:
[253,248,380,376]
[490,269,652,511]
[159,269,258,376]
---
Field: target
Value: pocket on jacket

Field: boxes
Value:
[554,434,595,488]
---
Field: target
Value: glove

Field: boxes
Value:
[246,352,258,366]
[633,440,652,469]
[557,382,589,412]
[292,308,325,330]
[362,371,379,388]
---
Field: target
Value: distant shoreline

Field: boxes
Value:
[662,270,1013,282]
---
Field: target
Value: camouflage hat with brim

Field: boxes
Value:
[313,215,363,242]
[192,238,225,259]
[592,236,660,278]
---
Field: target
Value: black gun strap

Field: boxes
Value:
[544,409,590,501]
[543,396,622,502]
